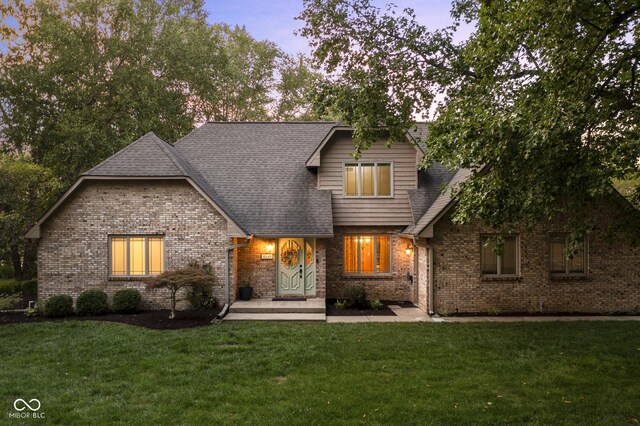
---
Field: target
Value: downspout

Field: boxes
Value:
[410,236,418,303]
[427,243,435,315]
[215,236,252,320]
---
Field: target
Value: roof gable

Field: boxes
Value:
[305,124,426,168]
[26,132,249,239]
[85,132,188,177]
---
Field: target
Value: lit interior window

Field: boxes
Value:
[148,238,164,275]
[111,238,127,275]
[343,235,391,274]
[110,236,164,276]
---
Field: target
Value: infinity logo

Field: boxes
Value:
[13,399,41,412]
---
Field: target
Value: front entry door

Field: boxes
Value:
[277,238,316,296]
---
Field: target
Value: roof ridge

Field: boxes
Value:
[83,132,156,175]
[151,136,188,176]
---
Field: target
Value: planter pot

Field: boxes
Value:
[238,286,253,301]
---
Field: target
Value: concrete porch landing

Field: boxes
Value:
[224,298,326,321]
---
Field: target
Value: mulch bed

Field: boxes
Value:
[0,308,221,330]
[325,299,397,316]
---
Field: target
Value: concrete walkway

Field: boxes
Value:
[327,308,640,323]
[433,315,640,322]
[326,305,432,323]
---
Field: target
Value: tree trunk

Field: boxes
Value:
[169,291,176,319]
[10,243,23,280]
[22,240,37,279]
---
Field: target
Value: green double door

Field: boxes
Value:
[277,238,316,296]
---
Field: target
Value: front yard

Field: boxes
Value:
[1,321,639,425]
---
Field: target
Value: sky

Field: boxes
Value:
[203,0,474,56]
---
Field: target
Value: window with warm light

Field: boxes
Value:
[109,236,164,276]
[344,162,392,197]
[344,235,391,274]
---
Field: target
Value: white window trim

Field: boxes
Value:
[480,234,520,277]
[549,234,588,277]
[342,161,394,198]
[342,235,393,276]
[108,235,165,278]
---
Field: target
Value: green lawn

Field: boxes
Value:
[1,321,639,425]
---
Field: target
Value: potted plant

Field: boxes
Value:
[238,281,253,300]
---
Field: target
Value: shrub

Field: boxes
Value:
[370,299,383,310]
[0,293,22,310]
[345,284,368,309]
[145,264,215,319]
[75,290,108,316]
[44,295,74,317]
[187,286,216,310]
[113,289,141,313]
[335,299,348,310]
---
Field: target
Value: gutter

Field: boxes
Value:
[215,235,252,321]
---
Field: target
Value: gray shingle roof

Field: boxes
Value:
[408,164,457,223]
[85,132,189,177]
[404,168,473,236]
[81,122,466,237]
[174,122,338,236]
[407,122,428,143]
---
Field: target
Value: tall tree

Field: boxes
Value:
[274,54,323,121]
[0,0,227,183]
[0,0,321,185]
[299,0,640,238]
[0,156,61,279]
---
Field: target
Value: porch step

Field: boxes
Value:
[229,298,326,314]
[224,312,326,321]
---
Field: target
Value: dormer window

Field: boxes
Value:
[344,162,392,197]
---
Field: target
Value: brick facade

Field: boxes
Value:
[38,180,232,309]
[426,198,640,314]
[326,227,415,302]
[37,178,640,316]
[236,237,326,299]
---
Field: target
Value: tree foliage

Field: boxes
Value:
[0,0,320,184]
[145,264,214,319]
[299,0,640,237]
[0,156,62,279]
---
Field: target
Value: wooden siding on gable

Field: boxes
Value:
[317,133,418,225]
